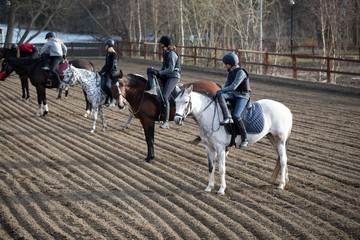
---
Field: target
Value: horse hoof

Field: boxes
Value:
[217,190,225,195]
[204,187,212,192]
[43,111,48,116]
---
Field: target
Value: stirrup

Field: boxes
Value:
[144,88,158,96]
[46,79,52,87]
[220,117,233,125]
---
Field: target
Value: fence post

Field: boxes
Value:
[214,47,217,68]
[264,50,269,75]
[144,43,147,60]
[237,50,242,68]
[194,47,197,66]
[158,45,162,61]
[71,42,74,57]
[129,42,132,58]
[292,55,297,79]
[327,57,331,82]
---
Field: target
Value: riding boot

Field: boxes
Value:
[144,74,158,96]
[218,95,233,125]
[160,100,170,129]
[234,118,249,148]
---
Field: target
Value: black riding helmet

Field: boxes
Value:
[105,39,115,47]
[222,52,239,66]
[45,32,55,39]
[11,43,18,49]
[159,35,171,47]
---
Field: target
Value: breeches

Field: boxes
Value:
[162,77,180,100]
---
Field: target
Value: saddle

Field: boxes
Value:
[225,101,265,147]
[148,75,178,121]
[56,60,69,76]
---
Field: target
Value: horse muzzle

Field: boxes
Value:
[174,115,183,125]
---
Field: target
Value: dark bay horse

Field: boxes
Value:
[1,57,94,116]
[111,70,220,162]
[0,47,32,100]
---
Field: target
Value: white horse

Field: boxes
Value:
[174,85,293,195]
[61,65,123,133]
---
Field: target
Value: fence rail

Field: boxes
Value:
[3,41,360,83]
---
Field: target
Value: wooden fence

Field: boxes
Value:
[3,41,360,83]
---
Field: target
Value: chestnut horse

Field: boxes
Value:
[111,70,220,162]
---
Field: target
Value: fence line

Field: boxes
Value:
[2,41,360,83]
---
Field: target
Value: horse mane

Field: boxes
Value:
[128,73,147,83]
[8,57,39,66]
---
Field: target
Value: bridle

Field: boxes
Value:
[175,93,192,120]
[175,90,221,131]
[114,80,126,107]
[62,67,78,85]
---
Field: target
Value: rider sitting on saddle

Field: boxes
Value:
[98,39,117,107]
[11,43,39,59]
[40,32,67,87]
[145,35,181,129]
[215,52,251,148]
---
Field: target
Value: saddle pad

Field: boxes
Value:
[243,102,264,133]
[56,61,69,76]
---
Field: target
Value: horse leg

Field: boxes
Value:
[35,86,44,116]
[90,106,98,133]
[98,105,107,132]
[267,134,289,188]
[122,108,133,130]
[83,90,92,118]
[20,75,28,100]
[140,117,155,162]
[277,142,288,189]
[42,90,49,116]
[65,87,69,98]
[205,145,216,193]
[217,147,227,195]
[57,88,63,99]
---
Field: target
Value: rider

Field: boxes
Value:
[11,43,39,59]
[98,39,117,107]
[215,52,250,148]
[145,35,181,129]
[40,32,67,87]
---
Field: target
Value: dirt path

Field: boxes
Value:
[0,58,359,240]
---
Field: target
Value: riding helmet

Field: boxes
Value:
[11,43,18,49]
[222,52,239,66]
[45,32,55,39]
[159,35,171,47]
[105,39,115,47]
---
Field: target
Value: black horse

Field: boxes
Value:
[0,47,33,100]
[1,57,94,116]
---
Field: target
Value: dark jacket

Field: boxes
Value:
[99,51,117,75]
[222,66,250,99]
[159,50,180,78]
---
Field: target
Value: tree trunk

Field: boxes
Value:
[4,1,18,46]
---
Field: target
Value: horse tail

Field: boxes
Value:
[89,61,96,72]
[189,136,202,145]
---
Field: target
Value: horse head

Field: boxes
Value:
[174,85,193,126]
[61,64,79,88]
[0,60,13,81]
[111,70,126,109]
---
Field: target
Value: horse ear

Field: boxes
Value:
[119,70,123,78]
[187,84,193,94]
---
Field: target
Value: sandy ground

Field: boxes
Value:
[0,58,359,240]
